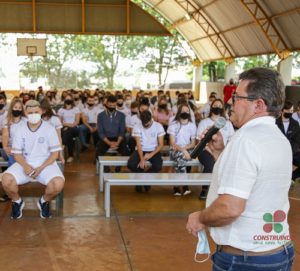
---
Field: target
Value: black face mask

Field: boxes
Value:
[284,112,292,119]
[131,111,138,115]
[106,106,116,112]
[12,110,22,117]
[87,103,94,107]
[64,99,73,105]
[117,102,124,107]
[0,104,5,110]
[159,104,167,109]
[211,107,223,115]
[180,112,190,120]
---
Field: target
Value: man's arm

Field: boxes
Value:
[14,154,34,175]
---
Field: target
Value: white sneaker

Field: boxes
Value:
[173,192,182,196]
[66,157,74,163]
[183,190,191,196]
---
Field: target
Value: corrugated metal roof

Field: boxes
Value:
[144,0,300,61]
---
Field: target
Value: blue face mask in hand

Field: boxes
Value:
[194,230,211,263]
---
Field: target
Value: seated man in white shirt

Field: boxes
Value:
[1,100,65,220]
[127,110,165,192]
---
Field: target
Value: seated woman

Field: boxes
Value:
[168,103,197,196]
[196,98,234,199]
[57,94,80,163]
[127,111,165,192]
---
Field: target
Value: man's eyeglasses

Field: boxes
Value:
[231,92,258,104]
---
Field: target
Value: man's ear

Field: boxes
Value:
[254,99,267,113]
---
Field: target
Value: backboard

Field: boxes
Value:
[17,38,47,57]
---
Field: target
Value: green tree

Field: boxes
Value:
[202,61,225,82]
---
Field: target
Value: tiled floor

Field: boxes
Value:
[0,150,299,271]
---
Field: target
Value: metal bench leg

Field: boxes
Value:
[100,164,104,192]
[96,158,99,175]
[105,182,111,218]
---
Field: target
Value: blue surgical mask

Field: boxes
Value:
[194,230,210,263]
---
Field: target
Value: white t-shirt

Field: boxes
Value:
[128,114,142,129]
[0,110,8,141]
[82,106,103,124]
[196,117,234,145]
[44,115,63,130]
[58,107,80,124]
[282,120,289,134]
[206,117,292,252]
[117,107,130,117]
[12,120,62,167]
[167,121,197,147]
[200,102,211,118]
[132,121,165,152]
[5,117,27,147]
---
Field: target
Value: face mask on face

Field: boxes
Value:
[117,102,124,107]
[180,112,190,120]
[106,106,115,112]
[87,103,94,107]
[12,110,22,117]
[28,113,41,124]
[64,99,73,105]
[159,104,167,110]
[211,107,223,115]
[283,112,292,119]
[131,111,138,115]
[0,104,5,110]
[194,230,210,263]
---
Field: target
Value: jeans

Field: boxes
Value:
[212,243,294,271]
[0,149,15,167]
[79,124,99,147]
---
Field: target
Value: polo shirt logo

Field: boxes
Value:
[263,210,286,233]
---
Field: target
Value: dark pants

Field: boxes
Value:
[62,126,79,157]
[292,152,300,180]
[198,149,215,192]
[127,151,162,173]
[212,243,294,271]
[96,137,129,157]
[79,124,99,147]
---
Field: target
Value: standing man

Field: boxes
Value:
[1,100,64,219]
[187,68,294,270]
[223,78,236,111]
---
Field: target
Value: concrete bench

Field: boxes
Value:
[97,156,201,192]
[0,161,65,216]
[104,172,212,218]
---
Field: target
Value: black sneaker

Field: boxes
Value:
[37,199,52,219]
[11,200,25,219]
[0,194,10,202]
[199,190,208,200]
[144,185,151,192]
[173,187,181,196]
[135,186,142,193]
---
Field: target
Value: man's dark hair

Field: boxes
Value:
[239,67,285,117]
[140,110,152,124]
[283,100,293,110]
[107,95,117,103]
[0,94,5,101]
[139,97,150,106]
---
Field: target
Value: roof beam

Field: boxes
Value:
[32,0,36,32]
[81,0,85,33]
[270,7,300,20]
[239,0,291,59]
[174,0,234,59]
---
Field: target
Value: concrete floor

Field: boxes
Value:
[0,150,299,271]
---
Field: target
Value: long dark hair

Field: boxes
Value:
[40,98,55,118]
[174,103,192,123]
[209,98,226,118]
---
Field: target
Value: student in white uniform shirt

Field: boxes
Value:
[196,98,234,199]
[79,95,103,149]
[57,95,80,163]
[0,94,8,150]
[2,100,65,219]
[127,110,165,192]
[40,99,65,164]
[168,103,197,196]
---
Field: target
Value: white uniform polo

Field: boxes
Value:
[207,117,292,252]
[82,106,103,124]
[58,107,80,124]
[167,121,197,147]
[132,121,165,152]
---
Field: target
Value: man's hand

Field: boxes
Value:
[110,141,119,149]
[59,152,65,164]
[24,164,35,176]
[144,153,153,161]
[186,211,206,237]
[4,147,11,156]
[138,159,146,169]
[183,150,191,160]
[32,166,44,178]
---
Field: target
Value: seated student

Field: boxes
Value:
[0,94,8,150]
[128,97,151,133]
[276,100,300,180]
[168,103,197,196]
[79,95,103,150]
[127,111,165,192]
[116,95,130,116]
[1,100,64,219]
[199,92,216,119]
[57,94,80,163]
[96,95,128,167]
[125,101,139,154]
[196,98,234,199]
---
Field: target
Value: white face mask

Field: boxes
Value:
[28,113,41,124]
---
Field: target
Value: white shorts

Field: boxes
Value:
[4,162,65,186]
